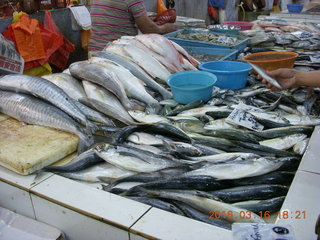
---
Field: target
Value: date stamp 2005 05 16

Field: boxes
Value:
[208,210,307,220]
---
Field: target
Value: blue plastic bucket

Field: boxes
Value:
[287,4,303,13]
[198,61,252,90]
[167,70,217,104]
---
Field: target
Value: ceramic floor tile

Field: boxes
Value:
[276,170,319,240]
[298,126,320,174]
[31,194,129,240]
[30,174,151,229]
[130,208,232,240]
[0,180,35,219]
[0,165,53,191]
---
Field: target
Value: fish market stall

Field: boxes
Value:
[1,33,320,240]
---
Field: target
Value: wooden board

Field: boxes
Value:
[0,114,78,175]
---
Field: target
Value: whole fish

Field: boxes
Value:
[282,114,320,126]
[79,97,136,125]
[232,196,285,214]
[0,74,91,129]
[128,110,170,124]
[82,81,135,123]
[127,132,164,146]
[69,61,137,111]
[162,141,203,157]
[189,152,260,164]
[184,157,285,180]
[42,73,86,100]
[43,148,104,172]
[259,133,307,150]
[125,142,163,154]
[172,200,232,230]
[251,125,313,139]
[129,197,184,215]
[204,119,237,130]
[91,51,172,99]
[89,57,160,107]
[0,91,93,153]
[100,165,191,188]
[177,106,231,117]
[140,189,265,223]
[209,184,289,203]
[248,63,283,89]
[72,100,115,126]
[202,129,259,144]
[95,144,180,173]
[169,40,200,67]
[59,162,135,182]
[106,44,171,84]
[166,100,205,116]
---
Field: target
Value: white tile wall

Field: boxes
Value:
[298,126,320,175]
[31,194,130,240]
[0,181,35,219]
[30,174,151,229]
[276,170,320,240]
[130,207,233,240]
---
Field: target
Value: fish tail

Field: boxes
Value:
[77,133,94,154]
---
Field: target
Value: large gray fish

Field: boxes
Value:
[69,61,137,111]
[209,184,289,203]
[42,73,86,100]
[184,157,285,180]
[232,196,286,214]
[95,144,180,173]
[140,189,265,223]
[72,100,115,126]
[59,162,135,182]
[0,91,93,153]
[0,74,91,129]
[79,97,136,125]
[91,51,172,99]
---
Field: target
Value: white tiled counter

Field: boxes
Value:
[1,127,320,240]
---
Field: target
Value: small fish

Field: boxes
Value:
[248,63,283,89]
[128,110,170,124]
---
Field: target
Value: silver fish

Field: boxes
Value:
[128,110,170,124]
[248,63,283,89]
[0,90,93,153]
[42,73,86,100]
[0,74,90,128]
[69,61,136,111]
[92,51,172,100]
[259,133,307,150]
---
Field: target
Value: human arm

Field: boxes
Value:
[134,12,179,34]
[261,68,320,91]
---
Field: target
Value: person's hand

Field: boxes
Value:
[259,68,298,91]
[162,23,179,33]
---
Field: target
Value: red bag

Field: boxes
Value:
[44,10,75,70]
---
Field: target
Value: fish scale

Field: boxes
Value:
[0,74,89,128]
[0,91,92,153]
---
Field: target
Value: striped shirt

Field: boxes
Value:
[89,0,146,51]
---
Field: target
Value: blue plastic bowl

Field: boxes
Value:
[198,61,252,90]
[287,4,303,13]
[167,70,217,104]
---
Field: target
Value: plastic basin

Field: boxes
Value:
[224,21,254,31]
[198,61,252,90]
[287,4,303,13]
[167,70,217,104]
[243,51,298,72]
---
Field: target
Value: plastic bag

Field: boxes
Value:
[154,9,176,25]
[11,14,46,62]
[23,62,52,76]
[44,10,75,70]
[157,0,168,15]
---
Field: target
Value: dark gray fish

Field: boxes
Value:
[125,175,233,194]
[209,184,289,203]
[166,100,205,116]
[100,165,191,189]
[129,197,184,215]
[43,149,104,172]
[202,129,259,144]
[230,171,295,186]
[172,201,232,230]
[233,196,285,214]
[251,126,313,139]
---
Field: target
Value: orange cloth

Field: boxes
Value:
[157,0,168,16]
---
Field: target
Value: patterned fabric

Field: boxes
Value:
[89,0,146,51]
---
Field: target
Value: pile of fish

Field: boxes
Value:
[241,20,320,50]
[42,78,320,228]
[1,33,320,229]
[0,34,199,151]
